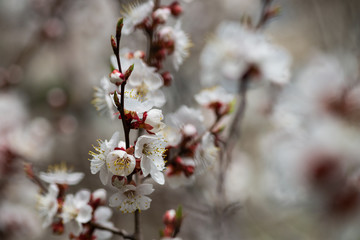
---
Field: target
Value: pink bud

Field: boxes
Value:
[109,69,124,85]
[170,2,183,16]
[163,209,176,225]
[161,72,173,86]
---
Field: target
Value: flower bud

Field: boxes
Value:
[163,209,176,225]
[161,72,173,86]
[183,123,197,136]
[92,188,107,203]
[144,109,165,134]
[109,69,124,85]
[169,1,183,16]
[163,225,174,237]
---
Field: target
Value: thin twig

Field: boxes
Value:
[134,173,142,240]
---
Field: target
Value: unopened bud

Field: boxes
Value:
[161,72,173,86]
[92,188,107,203]
[112,91,121,108]
[156,49,167,60]
[109,69,124,85]
[163,225,174,237]
[183,123,197,136]
[124,64,134,81]
[163,209,176,225]
[116,18,124,41]
[169,1,182,16]
[111,35,117,52]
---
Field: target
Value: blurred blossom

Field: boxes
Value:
[58,114,78,135]
[39,163,84,185]
[158,22,192,71]
[0,92,27,136]
[47,87,67,108]
[121,0,154,35]
[111,50,166,108]
[200,21,291,91]
[273,55,360,131]
[0,202,42,240]
[9,117,54,162]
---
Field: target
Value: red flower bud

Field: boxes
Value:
[170,2,183,16]
[161,72,173,86]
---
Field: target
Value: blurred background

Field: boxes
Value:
[1,0,360,239]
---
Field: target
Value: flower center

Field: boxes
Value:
[124,190,136,199]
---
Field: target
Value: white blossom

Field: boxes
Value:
[153,8,171,22]
[158,22,191,70]
[121,1,154,35]
[109,184,154,213]
[9,117,54,162]
[166,105,205,137]
[93,206,114,240]
[106,150,136,176]
[0,92,27,136]
[0,202,42,239]
[112,90,155,115]
[39,163,84,185]
[62,189,93,235]
[273,55,360,131]
[194,132,219,174]
[92,77,118,119]
[200,21,291,90]
[166,157,195,188]
[92,188,107,203]
[111,52,166,108]
[37,184,59,228]
[135,135,166,184]
[89,132,121,185]
[144,109,166,134]
[195,86,234,107]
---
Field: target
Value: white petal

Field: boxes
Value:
[75,189,91,206]
[49,183,59,197]
[108,131,121,148]
[94,206,112,222]
[99,165,110,185]
[109,192,125,207]
[137,195,152,211]
[91,158,105,174]
[76,204,93,223]
[67,172,85,185]
[151,171,165,185]
[94,229,113,240]
[136,183,154,196]
[140,156,152,177]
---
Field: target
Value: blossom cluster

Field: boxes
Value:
[33,164,114,239]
